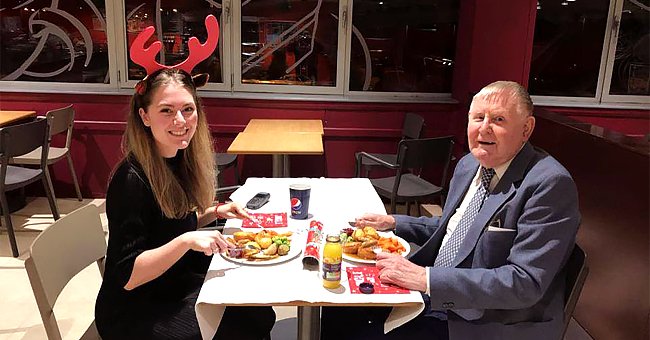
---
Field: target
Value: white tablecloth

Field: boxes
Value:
[196,178,424,339]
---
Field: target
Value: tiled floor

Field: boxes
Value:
[0,198,592,340]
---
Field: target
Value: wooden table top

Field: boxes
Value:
[227,132,324,155]
[0,111,36,127]
[243,119,324,135]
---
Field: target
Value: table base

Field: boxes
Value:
[297,306,321,340]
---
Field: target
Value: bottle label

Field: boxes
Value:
[322,262,341,281]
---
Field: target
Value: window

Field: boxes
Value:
[122,0,226,88]
[348,0,459,93]
[0,1,109,83]
[1,0,460,100]
[238,0,339,88]
[530,0,649,105]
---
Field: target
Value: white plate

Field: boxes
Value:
[342,232,411,264]
[221,241,302,266]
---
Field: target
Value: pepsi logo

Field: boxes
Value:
[291,197,302,210]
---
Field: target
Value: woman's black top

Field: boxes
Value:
[95,153,210,339]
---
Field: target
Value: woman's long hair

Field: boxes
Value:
[122,68,216,218]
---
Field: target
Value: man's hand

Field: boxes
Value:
[376,252,427,292]
[354,213,396,231]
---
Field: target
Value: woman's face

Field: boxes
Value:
[139,83,198,157]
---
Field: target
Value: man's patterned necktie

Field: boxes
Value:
[433,167,496,268]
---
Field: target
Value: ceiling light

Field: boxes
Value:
[561,2,568,5]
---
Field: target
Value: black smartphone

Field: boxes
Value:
[246,192,270,210]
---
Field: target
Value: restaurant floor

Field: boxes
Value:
[0,198,593,340]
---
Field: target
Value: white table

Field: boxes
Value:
[195,178,424,340]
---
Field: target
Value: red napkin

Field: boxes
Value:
[346,267,410,294]
[241,213,288,228]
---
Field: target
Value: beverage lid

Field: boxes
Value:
[325,234,340,243]
[289,184,311,190]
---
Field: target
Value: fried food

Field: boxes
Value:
[233,231,255,242]
[258,237,273,249]
[342,241,361,254]
[363,227,379,239]
[277,244,290,256]
[357,245,377,260]
[226,230,293,261]
[264,243,278,255]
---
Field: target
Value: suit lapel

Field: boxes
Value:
[451,143,536,267]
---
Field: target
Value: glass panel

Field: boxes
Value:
[529,0,610,97]
[349,0,458,93]
[608,0,649,96]
[240,0,339,87]
[0,0,108,83]
[124,0,223,82]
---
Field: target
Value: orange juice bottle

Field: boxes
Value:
[322,234,342,289]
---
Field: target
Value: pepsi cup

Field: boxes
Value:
[289,184,311,219]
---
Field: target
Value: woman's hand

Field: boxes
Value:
[182,230,232,256]
[354,213,396,231]
[217,202,251,220]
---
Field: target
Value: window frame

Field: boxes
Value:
[532,0,649,108]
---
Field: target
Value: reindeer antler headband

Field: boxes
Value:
[130,14,220,94]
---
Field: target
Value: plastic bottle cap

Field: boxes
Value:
[359,282,374,294]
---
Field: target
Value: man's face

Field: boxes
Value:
[467,92,535,169]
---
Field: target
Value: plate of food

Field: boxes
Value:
[340,226,410,264]
[221,230,301,266]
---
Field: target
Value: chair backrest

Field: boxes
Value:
[401,113,425,140]
[0,118,50,182]
[395,136,454,182]
[561,244,589,338]
[0,117,49,160]
[24,204,107,340]
[45,105,75,148]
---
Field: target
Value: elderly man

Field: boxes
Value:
[322,81,580,340]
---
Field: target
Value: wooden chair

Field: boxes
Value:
[25,204,106,340]
[560,244,589,339]
[357,136,454,215]
[0,117,59,257]
[356,112,425,177]
[11,105,83,201]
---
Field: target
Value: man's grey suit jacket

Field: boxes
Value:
[393,142,580,340]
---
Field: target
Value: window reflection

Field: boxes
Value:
[0,0,108,83]
[609,0,649,96]
[124,1,223,83]
[240,0,339,86]
[349,0,458,93]
[529,0,609,97]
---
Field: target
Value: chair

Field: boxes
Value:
[11,105,83,201]
[214,153,240,202]
[561,244,589,339]
[356,112,425,177]
[200,185,242,231]
[1,117,60,257]
[357,136,454,215]
[25,203,106,340]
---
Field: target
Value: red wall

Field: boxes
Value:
[0,92,460,197]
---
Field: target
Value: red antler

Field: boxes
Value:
[129,14,220,75]
[176,15,219,73]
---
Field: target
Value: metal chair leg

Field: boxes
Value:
[0,192,19,257]
[42,171,60,220]
[66,154,83,201]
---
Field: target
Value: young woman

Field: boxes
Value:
[95,68,275,339]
